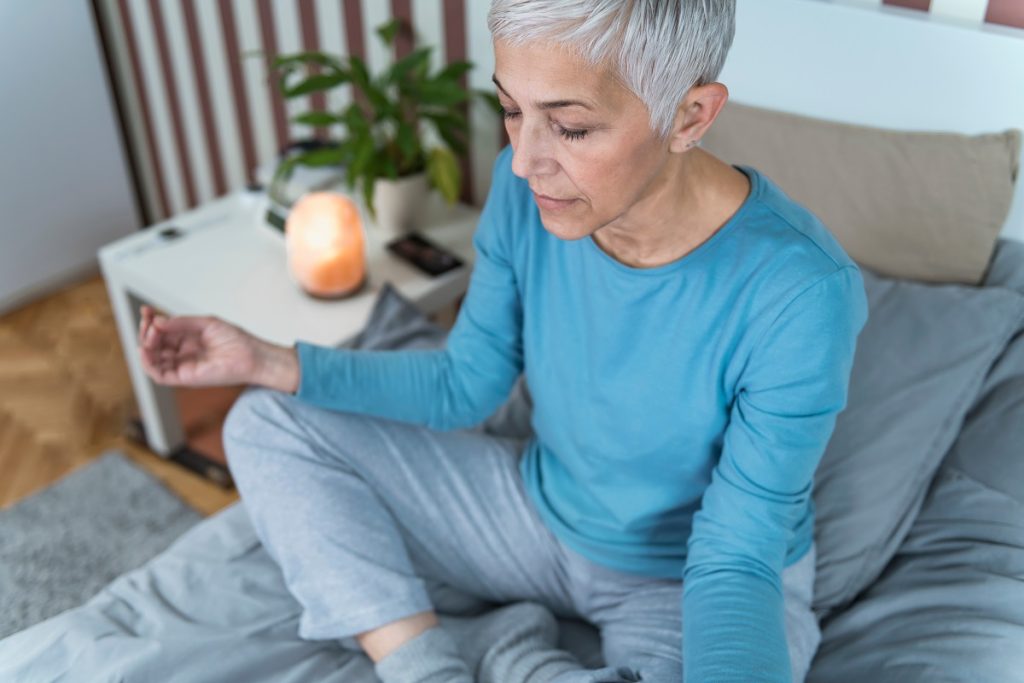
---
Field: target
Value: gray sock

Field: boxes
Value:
[441,601,640,682]
[440,602,577,681]
[484,646,642,683]
[372,625,474,683]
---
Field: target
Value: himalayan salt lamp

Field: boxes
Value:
[285,192,367,299]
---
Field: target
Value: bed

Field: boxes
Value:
[2,0,1023,680]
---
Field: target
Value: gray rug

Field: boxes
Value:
[0,451,202,639]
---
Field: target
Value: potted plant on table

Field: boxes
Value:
[267,19,500,238]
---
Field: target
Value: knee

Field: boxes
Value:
[222,387,289,465]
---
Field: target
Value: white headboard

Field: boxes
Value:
[718,0,1024,244]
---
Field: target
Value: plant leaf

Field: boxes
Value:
[283,71,349,98]
[272,155,299,182]
[388,46,433,85]
[340,102,371,138]
[376,18,400,47]
[270,51,348,98]
[347,56,393,117]
[426,146,461,204]
[395,121,419,166]
[422,113,467,155]
[290,145,345,168]
[359,165,380,219]
[292,110,340,127]
[348,55,372,89]
[436,60,473,83]
[377,154,399,181]
[413,79,470,107]
[421,110,468,129]
[346,136,376,187]
[271,51,345,72]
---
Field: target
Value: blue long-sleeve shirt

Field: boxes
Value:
[294,144,868,681]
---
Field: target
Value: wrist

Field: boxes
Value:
[254,341,300,394]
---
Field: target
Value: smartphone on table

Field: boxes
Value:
[386,232,465,277]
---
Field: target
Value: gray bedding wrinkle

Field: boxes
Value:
[810,259,1024,617]
[811,238,1024,682]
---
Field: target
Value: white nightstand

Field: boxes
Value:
[99,188,479,475]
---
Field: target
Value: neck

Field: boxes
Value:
[593,149,720,270]
[590,149,747,269]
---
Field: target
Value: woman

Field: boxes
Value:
[139,2,867,681]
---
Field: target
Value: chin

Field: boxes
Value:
[537,212,594,242]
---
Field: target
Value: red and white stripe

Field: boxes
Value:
[95,0,504,222]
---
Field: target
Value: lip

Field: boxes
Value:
[532,191,577,211]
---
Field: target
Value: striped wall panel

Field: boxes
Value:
[96,0,1024,225]
[95,0,503,223]
[845,0,1024,28]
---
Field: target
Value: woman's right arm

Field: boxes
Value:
[140,147,525,432]
[138,304,298,394]
[291,146,525,430]
[251,342,300,394]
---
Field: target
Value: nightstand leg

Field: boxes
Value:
[102,270,185,456]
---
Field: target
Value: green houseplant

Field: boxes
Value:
[267,19,500,226]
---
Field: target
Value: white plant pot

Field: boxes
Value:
[371,172,429,240]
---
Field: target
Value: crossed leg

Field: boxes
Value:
[223,388,621,681]
[224,387,821,682]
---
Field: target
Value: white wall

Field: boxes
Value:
[0,0,139,315]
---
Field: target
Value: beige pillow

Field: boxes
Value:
[702,102,1021,284]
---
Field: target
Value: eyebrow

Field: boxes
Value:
[492,75,596,111]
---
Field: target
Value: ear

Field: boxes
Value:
[667,82,730,154]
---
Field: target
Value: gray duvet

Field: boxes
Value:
[2,240,1022,682]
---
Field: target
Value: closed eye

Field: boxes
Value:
[499,107,589,142]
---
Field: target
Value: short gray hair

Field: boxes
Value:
[487,0,736,139]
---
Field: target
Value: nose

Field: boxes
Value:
[509,120,558,180]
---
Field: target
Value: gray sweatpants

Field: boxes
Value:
[223,387,821,682]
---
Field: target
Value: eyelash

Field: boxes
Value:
[499,107,589,142]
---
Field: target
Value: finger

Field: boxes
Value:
[139,345,172,384]
[154,356,181,384]
[156,324,192,351]
[159,348,195,363]
[152,315,213,337]
[148,319,185,353]
[138,307,153,342]
[144,315,174,349]
[140,340,165,368]
[142,338,175,370]
[143,322,159,349]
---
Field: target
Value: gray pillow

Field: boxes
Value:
[810,474,1024,683]
[811,267,1024,618]
[809,306,1024,682]
[983,237,1024,293]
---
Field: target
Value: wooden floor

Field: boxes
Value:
[0,270,457,517]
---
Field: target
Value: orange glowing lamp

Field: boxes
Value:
[285,192,367,299]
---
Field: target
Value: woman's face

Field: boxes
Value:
[492,39,672,240]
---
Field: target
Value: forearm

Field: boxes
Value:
[683,567,790,682]
[291,341,509,431]
[252,340,300,394]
